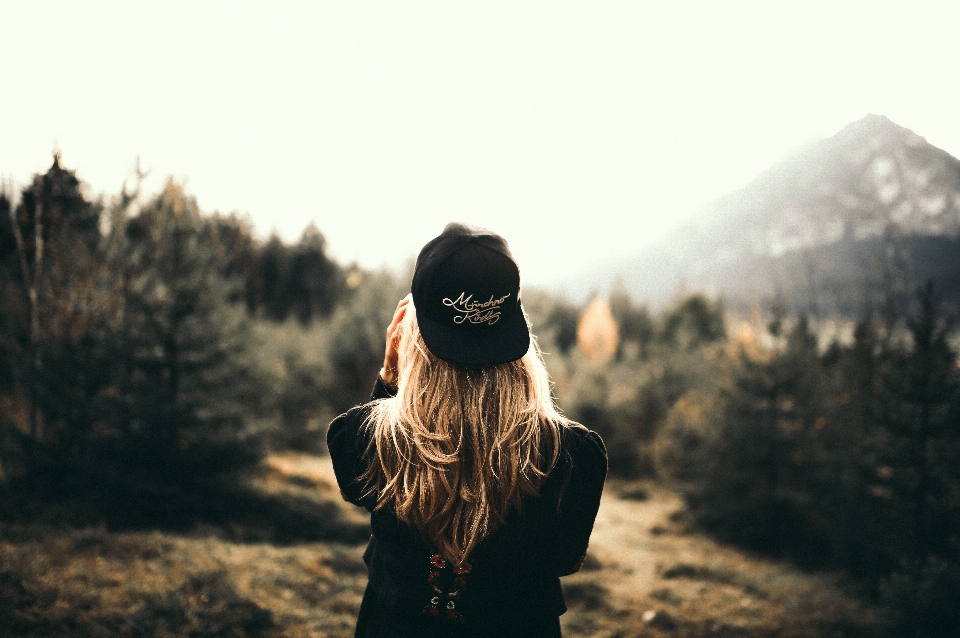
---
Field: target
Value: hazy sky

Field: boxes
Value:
[2,1,959,285]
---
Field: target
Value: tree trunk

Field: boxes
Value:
[29,180,44,441]
[8,180,44,451]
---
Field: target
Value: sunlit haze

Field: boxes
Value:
[3,1,959,285]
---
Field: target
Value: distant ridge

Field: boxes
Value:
[559,115,960,316]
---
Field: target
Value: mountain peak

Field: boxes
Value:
[857,112,892,125]
[833,113,920,150]
[558,115,960,313]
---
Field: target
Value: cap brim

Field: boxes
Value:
[416,300,530,366]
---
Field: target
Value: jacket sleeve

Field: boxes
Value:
[555,426,607,576]
[326,406,378,510]
[326,376,395,510]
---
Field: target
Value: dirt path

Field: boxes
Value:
[561,481,881,637]
[268,453,882,637]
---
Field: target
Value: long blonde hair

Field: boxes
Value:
[361,305,565,565]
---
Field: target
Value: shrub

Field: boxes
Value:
[880,551,960,638]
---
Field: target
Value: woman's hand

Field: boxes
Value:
[380,295,411,389]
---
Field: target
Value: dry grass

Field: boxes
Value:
[0,529,366,637]
[1,456,886,638]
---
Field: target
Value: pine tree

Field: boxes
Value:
[255,234,293,321]
[883,282,960,557]
[290,224,344,325]
[0,154,104,462]
[102,179,266,475]
[689,317,848,567]
[871,283,960,637]
[660,295,725,350]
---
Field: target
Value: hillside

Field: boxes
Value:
[562,115,960,315]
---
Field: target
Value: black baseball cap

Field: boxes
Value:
[412,223,530,366]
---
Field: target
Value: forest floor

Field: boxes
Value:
[0,452,886,638]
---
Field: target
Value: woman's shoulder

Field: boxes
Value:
[326,401,380,451]
[329,401,375,430]
[560,420,605,448]
[558,421,607,467]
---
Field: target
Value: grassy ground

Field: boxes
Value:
[0,453,886,637]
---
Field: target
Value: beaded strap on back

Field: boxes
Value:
[422,552,473,623]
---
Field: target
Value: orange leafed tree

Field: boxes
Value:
[577,297,619,363]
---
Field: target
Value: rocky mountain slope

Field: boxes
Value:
[562,115,960,316]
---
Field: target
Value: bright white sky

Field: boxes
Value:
[2,1,959,285]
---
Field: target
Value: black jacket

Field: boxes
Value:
[327,377,607,638]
